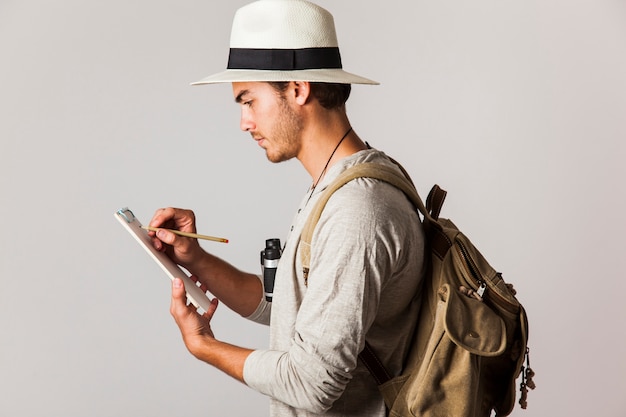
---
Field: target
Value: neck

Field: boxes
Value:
[302,125,365,206]
[297,114,367,183]
[311,126,352,187]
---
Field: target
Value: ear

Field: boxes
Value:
[292,81,312,105]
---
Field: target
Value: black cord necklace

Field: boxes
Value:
[305,126,352,205]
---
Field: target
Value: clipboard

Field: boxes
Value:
[114,207,212,312]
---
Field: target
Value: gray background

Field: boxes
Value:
[1,0,624,416]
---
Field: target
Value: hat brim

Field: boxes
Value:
[190,69,379,85]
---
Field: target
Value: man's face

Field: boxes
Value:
[233,82,303,163]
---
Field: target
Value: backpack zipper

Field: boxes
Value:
[455,240,518,315]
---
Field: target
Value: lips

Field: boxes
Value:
[252,134,266,147]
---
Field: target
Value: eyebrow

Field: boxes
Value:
[235,89,250,103]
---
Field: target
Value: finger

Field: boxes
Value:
[170,278,188,318]
[155,228,178,246]
[171,209,197,233]
[149,235,164,251]
[149,207,176,229]
[203,297,219,320]
[189,275,209,293]
[148,208,176,250]
[151,208,197,233]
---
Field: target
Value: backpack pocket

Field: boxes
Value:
[384,283,507,417]
[442,283,507,356]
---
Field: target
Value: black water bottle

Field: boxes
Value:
[261,238,281,302]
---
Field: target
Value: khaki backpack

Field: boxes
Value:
[300,162,535,417]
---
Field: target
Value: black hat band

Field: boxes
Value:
[227,47,342,71]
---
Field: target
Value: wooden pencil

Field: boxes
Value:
[141,226,229,243]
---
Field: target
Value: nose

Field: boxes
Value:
[240,108,255,132]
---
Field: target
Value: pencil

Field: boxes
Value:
[141,226,229,243]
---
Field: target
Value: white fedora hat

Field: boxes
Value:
[191,0,378,85]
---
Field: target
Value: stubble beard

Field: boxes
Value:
[264,98,303,163]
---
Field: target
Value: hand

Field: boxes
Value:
[170,278,252,383]
[147,207,204,269]
[170,277,219,357]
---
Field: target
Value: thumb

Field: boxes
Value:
[157,228,177,245]
[170,278,187,312]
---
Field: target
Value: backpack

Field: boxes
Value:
[299,162,535,417]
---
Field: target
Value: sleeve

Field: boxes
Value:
[244,274,272,325]
[243,179,406,413]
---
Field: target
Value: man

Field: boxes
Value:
[148,1,425,415]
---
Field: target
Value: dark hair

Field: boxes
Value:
[269,82,351,109]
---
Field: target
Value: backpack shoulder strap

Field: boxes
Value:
[300,162,430,285]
